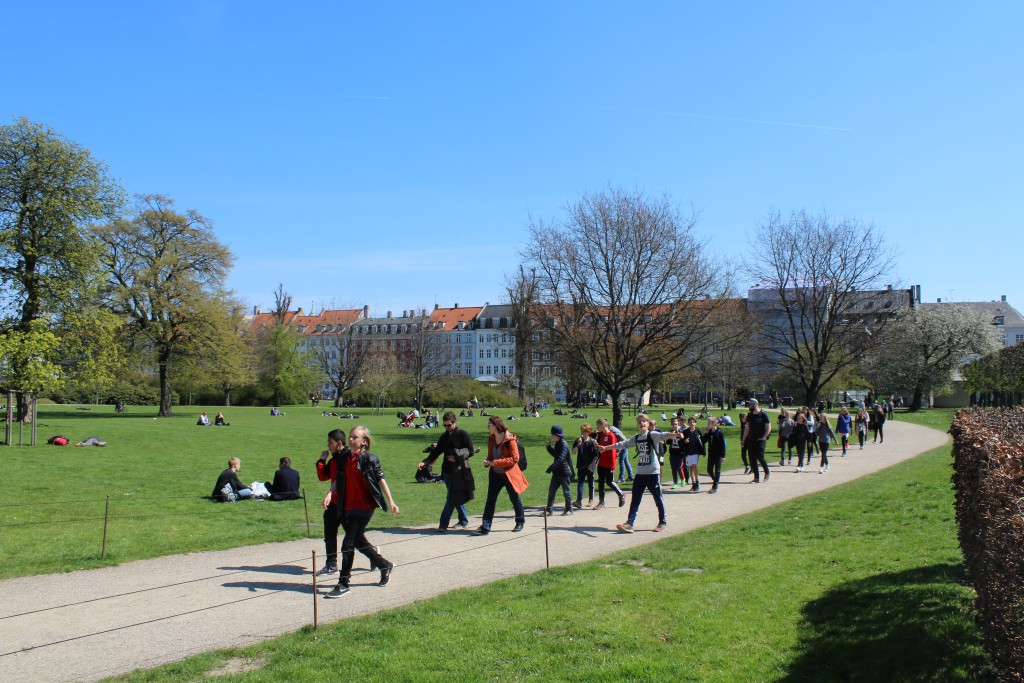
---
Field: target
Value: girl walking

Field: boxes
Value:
[474,416,529,535]
[816,414,838,474]
[704,417,727,494]
[599,414,669,533]
[545,425,574,516]
[836,407,852,456]
[855,407,869,449]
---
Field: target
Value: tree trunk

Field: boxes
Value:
[223,390,232,407]
[909,385,924,411]
[334,392,342,408]
[158,356,174,417]
[610,390,623,429]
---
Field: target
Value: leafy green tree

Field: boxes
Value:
[0,117,122,332]
[253,285,317,405]
[93,194,234,417]
[0,118,122,416]
[0,318,63,394]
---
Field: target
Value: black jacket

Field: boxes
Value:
[269,466,300,501]
[424,427,475,474]
[212,468,245,500]
[546,439,573,478]
[704,428,727,459]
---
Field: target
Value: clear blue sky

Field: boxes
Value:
[6,1,1022,315]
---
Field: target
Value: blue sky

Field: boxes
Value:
[6,1,1022,315]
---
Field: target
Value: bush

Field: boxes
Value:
[950,407,1024,681]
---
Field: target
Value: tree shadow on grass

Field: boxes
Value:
[780,563,994,682]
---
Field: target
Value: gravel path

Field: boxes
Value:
[0,420,948,682]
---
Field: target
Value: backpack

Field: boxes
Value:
[515,438,528,471]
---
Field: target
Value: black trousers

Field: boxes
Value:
[339,511,387,585]
[706,456,723,487]
[597,466,623,504]
[546,473,572,512]
[323,503,340,567]
[748,440,769,481]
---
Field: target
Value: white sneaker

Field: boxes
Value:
[824,465,830,472]
[796,466,803,473]
[818,467,824,474]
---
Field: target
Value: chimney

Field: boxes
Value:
[387,311,392,318]
[886,284,892,291]
[454,303,459,309]
[363,305,370,318]
[434,304,439,311]
[253,306,261,315]
[915,284,921,303]
[296,307,304,316]
[937,298,942,303]
[1002,295,1007,302]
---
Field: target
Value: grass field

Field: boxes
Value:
[103,406,994,682]
[2,402,748,579]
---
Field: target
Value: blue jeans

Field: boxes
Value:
[625,474,666,526]
[481,470,525,530]
[439,472,469,529]
[617,450,633,480]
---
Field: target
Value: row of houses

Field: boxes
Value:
[247,287,1024,402]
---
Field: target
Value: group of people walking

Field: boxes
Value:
[312,401,893,598]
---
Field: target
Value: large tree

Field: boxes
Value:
[746,209,899,406]
[863,304,1002,410]
[406,322,451,408]
[522,187,726,427]
[0,118,122,417]
[93,194,234,417]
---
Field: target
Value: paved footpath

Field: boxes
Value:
[0,420,948,682]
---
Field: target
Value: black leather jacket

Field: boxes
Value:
[338,451,389,512]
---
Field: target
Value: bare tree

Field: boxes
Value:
[863,304,1002,410]
[406,323,451,408]
[746,209,899,406]
[522,187,727,428]
[504,265,542,402]
[362,351,403,415]
[310,327,368,407]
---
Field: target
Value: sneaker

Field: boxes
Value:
[455,521,470,529]
[379,562,393,587]
[572,500,583,510]
[594,502,606,510]
[751,479,760,484]
[743,467,751,475]
[671,483,681,491]
[654,522,667,532]
[694,484,701,492]
[818,467,824,474]
[561,509,573,516]
[778,460,785,467]
[316,564,338,576]
[824,464,830,472]
[587,499,594,507]
[618,495,626,507]
[472,526,490,536]
[796,466,803,473]
[324,584,350,598]
[616,522,634,533]
[435,527,448,533]
[512,522,525,532]
[709,486,718,494]
[544,508,554,516]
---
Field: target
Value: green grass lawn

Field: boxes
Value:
[2,402,745,579]
[105,406,993,682]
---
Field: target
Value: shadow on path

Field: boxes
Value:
[780,563,994,682]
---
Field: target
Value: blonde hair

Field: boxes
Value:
[351,426,372,453]
[228,457,240,468]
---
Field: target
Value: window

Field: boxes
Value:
[1016,334,1023,344]
[479,350,484,359]
[455,334,461,343]
[486,349,492,359]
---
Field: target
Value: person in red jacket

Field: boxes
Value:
[315,429,346,575]
[325,426,400,598]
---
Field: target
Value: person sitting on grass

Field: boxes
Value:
[75,436,107,447]
[214,411,229,426]
[197,411,210,426]
[212,457,253,502]
[266,457,301,500]
[270,406,285,416]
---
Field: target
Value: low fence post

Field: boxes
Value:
[302,488,311,539]
[543,510,550,569]
[311,550,319,632]
[101,495,110,559]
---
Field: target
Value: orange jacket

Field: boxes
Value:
[486,433,529,494]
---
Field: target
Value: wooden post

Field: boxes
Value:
[30,394,37,446]
[101,495,110,559]
[311,550,319,631]
[302,488,311,538]
[543,509,550,569]
[4,390,11,446]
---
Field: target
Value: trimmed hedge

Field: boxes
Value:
[951,407,1024,681]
